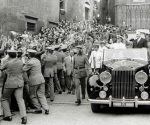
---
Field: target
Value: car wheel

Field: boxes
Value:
[91,103,100,113]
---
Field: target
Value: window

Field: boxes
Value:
[60,0,64,9]
[27,22,36,31]
[25,15,38,32]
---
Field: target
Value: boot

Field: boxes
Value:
[75,99,81,105]
[34,109,42,114]
[45,110,49,115]
[21,117,27,124]
[3,116,12,121]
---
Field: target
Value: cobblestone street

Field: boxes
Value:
[1,91,150,125]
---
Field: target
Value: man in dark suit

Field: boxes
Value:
[64,50,74,94]
[133,31,148,48]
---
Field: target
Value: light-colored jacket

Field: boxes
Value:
[64,56,74,76]
[42,54,57,78]
[23,58,45,86]
[1,58,24,88]
[89,51,103,69]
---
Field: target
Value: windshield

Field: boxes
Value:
[103,49,148,62]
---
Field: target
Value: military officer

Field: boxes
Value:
[23,49,49,115]
[42,47,57,101]
[0,50,27,124]
[73,46,92,105]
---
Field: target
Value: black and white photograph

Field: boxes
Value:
[1,0,150,124]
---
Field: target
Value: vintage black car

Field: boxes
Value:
[87,49,150,112]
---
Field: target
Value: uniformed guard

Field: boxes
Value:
[42,46,57,101]
[73,46,92,105]
[0,50,27,124]
[23,49,49,115]
[54,45,66,92]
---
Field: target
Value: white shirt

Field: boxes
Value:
[112,43,126,49]
[89,51,103,69]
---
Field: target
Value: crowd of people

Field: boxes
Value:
[0,19,149,124]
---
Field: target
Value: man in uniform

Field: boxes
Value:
[1,50,27,124]
[54,45,65,92]
[73,46,91,105]
[42,47,57,101]
[23,49,49,115]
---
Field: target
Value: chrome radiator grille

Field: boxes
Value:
[112,70,135,99]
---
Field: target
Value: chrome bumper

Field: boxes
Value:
[88,96,150,108]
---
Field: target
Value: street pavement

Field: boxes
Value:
[1,91,150,125]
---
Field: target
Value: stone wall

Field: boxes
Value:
[0,0,60,35]
[114,0,150,29]
[61,0,94,21]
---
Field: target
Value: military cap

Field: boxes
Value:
[27,49,37,53]
[46,46,54,51]
[54,45,60,50]
[17,49,23,54]
[73,49,78,54]
[76,45,83,49]
[60,45,68,50]
[7,50,17,53]
[93,42,100,46]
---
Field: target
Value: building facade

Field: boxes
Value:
[0,0,60,35]
[59,0,94,21]
[114,0,150,29]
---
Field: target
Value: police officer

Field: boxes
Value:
[73,46,91,105]
[42,47,57,101]
[1,50,27,124]
[23,49,49,115]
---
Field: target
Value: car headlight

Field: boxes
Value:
[103,86,108,91]
[99,91,107,99]
[100,71,112,85]
[135,71,148,85]
[141,91,149,100]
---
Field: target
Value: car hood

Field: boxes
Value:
[104,60,148,70]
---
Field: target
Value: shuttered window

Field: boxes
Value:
[27,22,36,31]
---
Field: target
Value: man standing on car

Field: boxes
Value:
[133,31,148,48]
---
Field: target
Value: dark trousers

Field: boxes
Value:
[45,77,55,100]
[57,69,65,91]
[74,77,86,100]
